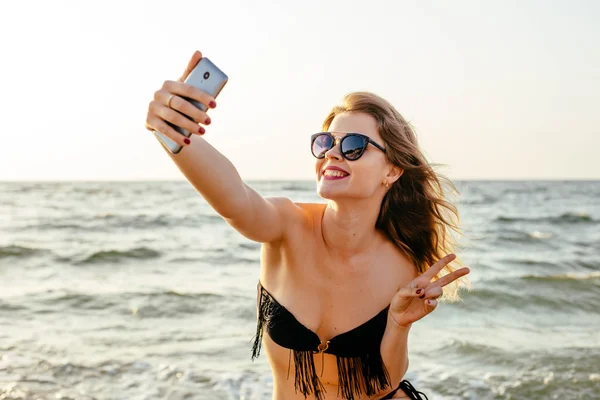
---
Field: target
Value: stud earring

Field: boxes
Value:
[384,181,390,188]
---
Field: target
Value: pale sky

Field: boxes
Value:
[1,0,598,181]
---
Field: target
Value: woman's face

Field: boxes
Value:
[315,112,391,200]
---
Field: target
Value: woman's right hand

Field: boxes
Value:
[144,50,218,147]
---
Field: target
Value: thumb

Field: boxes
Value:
[178,50,203,82]
[390,286,422,311]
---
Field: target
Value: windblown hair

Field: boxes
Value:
[322,92,471,302]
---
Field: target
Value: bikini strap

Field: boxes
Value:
[398,379,429,400]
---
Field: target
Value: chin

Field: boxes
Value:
[316,178,347,200]
[317,187,332,200]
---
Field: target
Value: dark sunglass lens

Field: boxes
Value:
[341,135,366,160]
[312,134,333,158]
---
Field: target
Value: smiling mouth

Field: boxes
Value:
[322,170,349,180]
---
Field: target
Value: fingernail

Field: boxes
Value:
[416,289,423,295]
[198,126,205,134]
[209,101,217,109]
[426,300,433,305]
[184,138,191,145]
[205,117,211,125]
[419,294,425,299]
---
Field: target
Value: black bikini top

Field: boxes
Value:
[251,281,393,400]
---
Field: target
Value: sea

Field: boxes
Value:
[0,180,599,400]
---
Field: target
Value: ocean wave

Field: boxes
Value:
[95,213,223,229]
[170,258,259,266]
[519,257,600,272]
[127,291,234,319]
[280,184,312,192]
[572,240,600,249]
[196,255,258,265]
[12,289,236,318]
[40,291,122,310]
[495,229,554,243]
[506,256,600,272]
[502,185,549,195]
[458,194,498,205]
[496,257,559,269]
[73,247,161,265]
[0,245,49,259]
[21,222,85,231]
[13,213,224,232]
[496,212,595,224]
[571,259,600,270]
[168,246,258,264]
[522,271,600,281]
[435,339,514,361]
[238,242,260,250]
[0,300,28,312]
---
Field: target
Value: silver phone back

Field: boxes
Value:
[153,57,228,154]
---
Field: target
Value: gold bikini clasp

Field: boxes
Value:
[315,340,331,377]
[316,340,330,354]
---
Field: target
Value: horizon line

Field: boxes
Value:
[1,178,599,183]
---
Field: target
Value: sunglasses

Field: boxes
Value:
[311,132,387,161]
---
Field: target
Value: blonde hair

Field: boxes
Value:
[322,92,471,302]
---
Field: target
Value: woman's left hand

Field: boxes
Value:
[389,254,470,328]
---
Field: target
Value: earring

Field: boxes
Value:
[384,181,390,188]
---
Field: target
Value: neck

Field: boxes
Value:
[321,197,385,256]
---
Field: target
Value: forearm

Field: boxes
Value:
[380,313,411,386]
[162,136,249,219]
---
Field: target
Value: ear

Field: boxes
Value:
[386,164,404,184]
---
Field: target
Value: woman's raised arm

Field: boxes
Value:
[144,50,303,243]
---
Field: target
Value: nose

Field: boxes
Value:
[324,137,343,161]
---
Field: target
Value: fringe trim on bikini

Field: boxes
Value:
[336,352,391,399]
[251,287,269,360]
[293,350,327,400]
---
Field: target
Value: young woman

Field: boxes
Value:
[144,51,471,400]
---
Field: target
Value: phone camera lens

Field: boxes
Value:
[203,71,210,79]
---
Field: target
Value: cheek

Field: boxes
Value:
[353,161,378,179]
[349,163,382,189]
[315,160,324,175]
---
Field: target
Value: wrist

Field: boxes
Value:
[387,311,412,330]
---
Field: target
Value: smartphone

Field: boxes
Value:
[153,57,228,154]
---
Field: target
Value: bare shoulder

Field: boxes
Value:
[264,198,318,221]
[265,199,325,235]
[294,202,326,217]
[382,239,419,285]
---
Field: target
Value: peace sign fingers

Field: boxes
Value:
[390,253,470,328]
[433,265,471,288]
[421,253,457,282]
